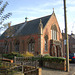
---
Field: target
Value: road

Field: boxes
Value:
[69,63,75,75]
[42,63,75,75]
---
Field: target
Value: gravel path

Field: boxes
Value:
[42,68,69,75]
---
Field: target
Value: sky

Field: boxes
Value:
[1,0,75,34]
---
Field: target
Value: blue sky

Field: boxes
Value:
[2,0,75,34]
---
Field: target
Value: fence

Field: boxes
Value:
[23,66,39,75]
[0,62,22,75]
[14,56,39,67]
[0,62,42,75]
[14,56,66,71]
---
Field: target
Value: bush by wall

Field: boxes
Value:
[3,52,23,59]
[22,51,34,57]
[3,51,34,59]
[32,55,66,63]
[31,55,66,71]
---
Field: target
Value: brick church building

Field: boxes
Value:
[0,10,63,57]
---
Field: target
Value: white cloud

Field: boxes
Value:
[67,6,75,12]
[67,0,75,5]
[2,0,75,35]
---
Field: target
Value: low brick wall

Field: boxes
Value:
[23,66,42,75]
[43,60,66,71]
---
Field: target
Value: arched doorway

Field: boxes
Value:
[56,45,62,57]
[51,44,57,56]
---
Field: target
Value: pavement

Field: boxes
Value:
[12,64,75,75]
[42,63,75,75]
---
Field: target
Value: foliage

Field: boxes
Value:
[0,0,12,28]
[3,51,34,59]
[3,51,65,64]
[22,51,34,57]
[3,52,23,59]
[0,62,2,67]
[43,55,66,63]
[11,51,20,55]
[31,55,66,64]
[43,54,52,58]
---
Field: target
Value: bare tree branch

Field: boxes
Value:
[0,1,8,16]
[0,0,12,27]
[0,0,3,5]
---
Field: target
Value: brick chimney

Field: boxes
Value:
[8,22,11,27]
[25,17,28,22]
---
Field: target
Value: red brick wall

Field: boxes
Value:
[0,34,39,54]
[41,14,63,55]
[11,34,39,54]
[0,13,63,55]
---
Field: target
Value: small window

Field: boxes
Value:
[5,43,8,53]
[44,35,48,51]
[10,42,12,52]
[28,39,35,52]
[15,41,20,52]
[28,43,31,52]
[22,40,25,51]
[72,45,75,48]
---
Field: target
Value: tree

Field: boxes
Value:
[5,23,15,38]
[0,0,12,29]
[0,0,12,59]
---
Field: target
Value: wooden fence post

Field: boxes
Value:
[14,56,16,63]
[38,68,42,75]
[21,62,24,73]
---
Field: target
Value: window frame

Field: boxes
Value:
[28,39,35,52]
[44,35,48,51]
[51,25,57,40]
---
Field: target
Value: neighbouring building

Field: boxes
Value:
[69,33,75,53]
[0,10,63,57]
[62,31,75,56]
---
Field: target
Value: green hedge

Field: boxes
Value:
[32,55,66,63]
[43,57,65,63]
[3,53,23,59]
[3,53,66,64]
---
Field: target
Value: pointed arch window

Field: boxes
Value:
[4,40,8,53]
[51,25,57,40]
[44,35,48,51]
[28,39,35,52]
[10,42,12,52]
[6,43,8,53]
[15,40,20,52]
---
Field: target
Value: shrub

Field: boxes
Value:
[22,51,34,57]
[3,52,23,59]
[31,55,66,63]
[42,56,66,63]
[43,54,52,58]
[3,51,34,59]
[3,54,14,59]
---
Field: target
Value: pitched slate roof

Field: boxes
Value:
[0,14,52,39]
[0,23,24,39]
